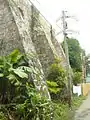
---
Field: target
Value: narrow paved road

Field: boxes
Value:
[74,93,90,120]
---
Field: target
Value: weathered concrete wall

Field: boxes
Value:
[0,0,50,98]
[50,30,67,68]
[31,6,56,76]
[30,5,67,76]
[0,0,24,55]
[0,0,67,97]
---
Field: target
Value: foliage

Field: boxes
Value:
[52,95,85,120]
[73,71,82,85]
[81,51,90,77]
[47,58,66,88]
[46,80,60,94]
[72,95,85,109]
[0,49,51,120]
[14,84,51,120]
[0,112,7,120]
[53,101,69,120]
[62,38,82,72]
[85,54,90,76]
[47,58,67,101]
[0,49,31,104]
[0,89,51,120]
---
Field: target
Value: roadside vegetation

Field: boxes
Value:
[0,39,86,120]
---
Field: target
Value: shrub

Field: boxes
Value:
[47,58,67,101]
[0,49,51,120]
[0,112,7,120]
[73,71,82,85]
[46,80,60,94]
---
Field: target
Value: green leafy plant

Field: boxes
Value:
[47,58,67,100]
[0,112,7,120]
[61,38,82,72]
[52,95,85,120]
[46,80,60,94]
[53,102,69,120]
[73,71,82,85]
[47,60,66,88]
[15,83,51,120]
[0,49,32,104]
[0,49,51,120]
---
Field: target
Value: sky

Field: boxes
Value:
[32,0,90,54]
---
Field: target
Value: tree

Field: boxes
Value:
[85,54,90,76]
[81,51,90,77]
[62,38,82,72]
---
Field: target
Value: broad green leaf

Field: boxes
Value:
[0,65,4,68]
[48,87,60,94]
[46,80,58,87]
[14,80,21,86]
[18,66,33,73]
[13,69,28,78]
[0,73,4,77]
[7,74,16,80]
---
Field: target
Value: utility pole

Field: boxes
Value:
[62,11,71,107]
[56,10,78,107]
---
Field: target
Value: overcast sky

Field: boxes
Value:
[32,0,90,54]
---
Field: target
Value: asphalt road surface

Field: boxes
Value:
[74,93,90,120]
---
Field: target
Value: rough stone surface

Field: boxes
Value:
[0,0,67,98]
[30,6,67,76]
[0,0,24,55]
[7,0,51,98]
[31,6,56,76]
[51,30,67,68]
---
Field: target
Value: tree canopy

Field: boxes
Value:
[85,54,90,76]
[62,38,82,72]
